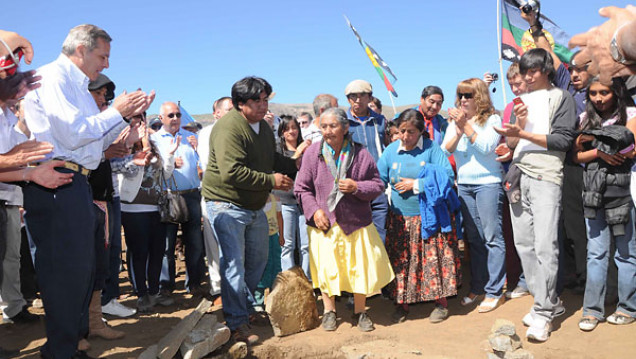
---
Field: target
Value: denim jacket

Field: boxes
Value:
[417,164,461,238]
[347,108,386,162]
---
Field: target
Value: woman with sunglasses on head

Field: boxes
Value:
[442,78,506,313]
[573,77,636,331]
[377,109,460,324]
[274,115,312,278]
[114,113,181,313]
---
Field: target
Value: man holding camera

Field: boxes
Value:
[495,48,577,342]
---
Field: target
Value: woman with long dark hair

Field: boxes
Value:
[574,77,636,331]
[275,115,312,278]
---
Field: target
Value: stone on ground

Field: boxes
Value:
[180,314,231,359]
[265,266,320,336]
[491,318,516,336]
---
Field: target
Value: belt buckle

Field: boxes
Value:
[64,162,79,172]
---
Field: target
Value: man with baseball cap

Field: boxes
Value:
[344,79,388,242]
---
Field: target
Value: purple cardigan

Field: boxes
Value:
[294,141,384,235]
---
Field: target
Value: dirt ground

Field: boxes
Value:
[1,258,635,359]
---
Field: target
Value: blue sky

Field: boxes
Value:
[5,0,633,115]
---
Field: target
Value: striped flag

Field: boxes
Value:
[345,16,398,97]
[501,0,573,63]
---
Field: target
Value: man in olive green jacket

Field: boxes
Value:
[202,76,296,345]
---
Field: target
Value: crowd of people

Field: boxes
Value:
[1,3,636,359]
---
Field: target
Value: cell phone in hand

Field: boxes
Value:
[513,97,524,106]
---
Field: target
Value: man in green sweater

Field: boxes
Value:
[202,76,296,345]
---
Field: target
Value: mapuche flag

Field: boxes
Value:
[501,0,573,63]
[345,16,398,97]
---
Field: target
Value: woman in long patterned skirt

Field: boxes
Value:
[377,109,461,324]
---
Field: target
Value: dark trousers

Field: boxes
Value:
[160,191,204,292]
[102,198,122,305]
[0,201,6,289]
[371,193,389,244]
[561,163,588,284]
[23,172,96,359]
[122,211,166,296]
[93,203,110,291]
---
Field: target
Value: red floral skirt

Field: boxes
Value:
[385,211,462,304]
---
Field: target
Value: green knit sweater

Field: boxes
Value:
[202,108,296,210]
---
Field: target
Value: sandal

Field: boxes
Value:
[478,297,504,313]
[460,293,481,306]
[607,312,636,325]
[578,316,600,331]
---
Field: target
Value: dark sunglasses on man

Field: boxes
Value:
[166,112,182,119]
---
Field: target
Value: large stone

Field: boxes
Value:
[138,298,212,359]
[265,266,320,337]
[180,314,231,359]
[488,333,522,352]
[491,319,516,336]
[504,349,534,359]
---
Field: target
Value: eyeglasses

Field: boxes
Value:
[347,93,368,100]
[0,48,23,77]
[166,112,182,119]
[458,92,474,100]
[298,120,309,125]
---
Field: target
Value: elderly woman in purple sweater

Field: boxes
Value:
[295,108,394,333]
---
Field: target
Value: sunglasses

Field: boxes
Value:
[0,48,24,76]
[458,92,474,100]
[166,112,182,119]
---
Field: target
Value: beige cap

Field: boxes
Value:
[345,79,372,95]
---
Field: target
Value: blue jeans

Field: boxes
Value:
[583,206,636,319]
[458,183,505,298]
[280,204,310,279]
[160,191,205,292]
[206,201,269,330]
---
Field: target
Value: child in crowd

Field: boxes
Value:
[252,193,284,314]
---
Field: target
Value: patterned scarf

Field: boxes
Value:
[321,136,354,212]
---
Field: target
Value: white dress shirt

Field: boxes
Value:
[24,54,127,170]
[197,123,213,174]
[0,107,28,204]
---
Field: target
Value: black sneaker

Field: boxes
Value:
[321,311,337,331]
[9,306,39,324]
[353,312,375,332]
[137,295,154,313]
[391,305,409,323]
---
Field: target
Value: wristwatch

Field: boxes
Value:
[610,25,636,65]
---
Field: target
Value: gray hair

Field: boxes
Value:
[320,108,349,129]
[313,94,337,117]
[61,24,112,56]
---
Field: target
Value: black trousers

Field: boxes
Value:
[23,171,96,359]
[561,162,588,282]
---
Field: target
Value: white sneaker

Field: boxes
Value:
[505,286,530,299]
[522,312,534,327]
[526,319,552,342]
[102,298,137,317]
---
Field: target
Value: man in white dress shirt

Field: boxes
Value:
[23,24,153,359]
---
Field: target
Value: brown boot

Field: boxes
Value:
[88,291,125,340]
[78,338,91,351]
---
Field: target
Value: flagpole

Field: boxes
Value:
[497,0,508,105]
[387,91,397,117]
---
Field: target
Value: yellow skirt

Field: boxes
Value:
[309,223,395,296]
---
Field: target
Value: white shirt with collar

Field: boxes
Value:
[0,107,28,205]
[24,54,127,170]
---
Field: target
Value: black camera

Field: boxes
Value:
[490,73,499,81]
[521,0,540,14]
